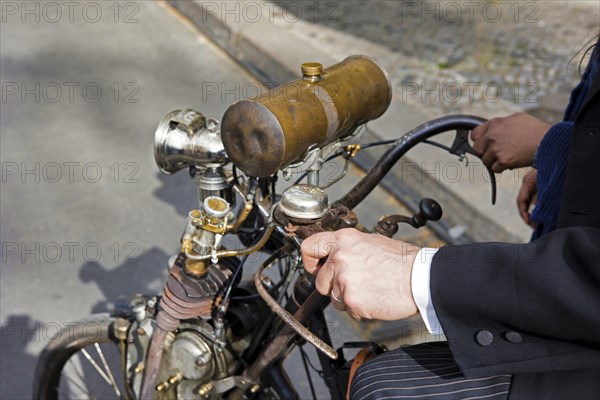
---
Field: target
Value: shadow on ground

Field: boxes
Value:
[1,315,44,399]
[79,246,171,313]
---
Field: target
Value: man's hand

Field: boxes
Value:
[471,113,549,172]
[301,228,419,321]
[517,169,538,228]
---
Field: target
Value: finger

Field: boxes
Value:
[347,311,364,321]
[518,202,531,225]
[527,194,538,228]
[332,301,347,312]
[481,151,496,169]
[314,258,336,295]
[529,221,538,229]
[301,232,338,274]
[470,120,490,142]
[517,186,532,224]
[491,161,506,173]
[523,171,537,185]
[471,134,488,156]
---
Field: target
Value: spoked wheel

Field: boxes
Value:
[33,314,131,400]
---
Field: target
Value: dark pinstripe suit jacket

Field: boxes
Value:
[429,72,600,399]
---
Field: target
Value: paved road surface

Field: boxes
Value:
[0,2,439,398]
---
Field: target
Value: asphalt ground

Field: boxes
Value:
[0,2,441,398]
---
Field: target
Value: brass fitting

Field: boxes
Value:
[301,62,323,82]
[249,384,261,394]
[197,382,213,397]
[227,199,253,231]
[188,208,229,234]
[168,373,183,385]
[133,363,145,374]
[156,372,182,392]
[345,143,362,158]
[181,236,209,276]
[185,258,208,277]
[181,238,193,254]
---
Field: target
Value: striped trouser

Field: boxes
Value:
[349,342,512,400]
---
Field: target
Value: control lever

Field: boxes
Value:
[374,198,443,237]
[450,129,497,205]
[411,198,443,228]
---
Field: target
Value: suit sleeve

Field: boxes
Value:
[430,226,600,377]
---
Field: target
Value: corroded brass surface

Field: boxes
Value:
[221,55,392,177]
[185,259,208,276]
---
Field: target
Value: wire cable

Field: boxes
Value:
[221,253,250,310]
[422,139,453,152]
[292,139,401,185]
[299,345,318,400]
[230,257,290,301]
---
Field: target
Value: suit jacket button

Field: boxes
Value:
[475,330,494,346]
[505,331,522,343]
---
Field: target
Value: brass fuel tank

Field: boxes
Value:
[221,55,392,177]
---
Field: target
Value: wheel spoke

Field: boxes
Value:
[33,315,124,400]
[81,347,115,388]
[95,342,122,398]
[63,375,96,400]
[63,359,95,400]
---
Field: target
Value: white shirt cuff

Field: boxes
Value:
[411,247,445,335]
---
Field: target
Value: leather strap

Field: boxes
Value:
[346,348,378,400]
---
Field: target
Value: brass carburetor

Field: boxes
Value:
[181,196,232,277]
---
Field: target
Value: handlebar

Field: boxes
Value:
[335,115,488,210]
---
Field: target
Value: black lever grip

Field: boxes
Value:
[411,198,443,228]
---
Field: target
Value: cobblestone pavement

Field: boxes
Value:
[284,0,599,121]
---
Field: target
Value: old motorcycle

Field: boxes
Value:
[32,56,495,400]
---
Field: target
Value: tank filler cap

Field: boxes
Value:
[301,62,323,82]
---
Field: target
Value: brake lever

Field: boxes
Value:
[254,261,338,359]
[450,130,497,205]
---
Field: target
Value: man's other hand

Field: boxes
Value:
[471,113,549,172]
